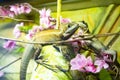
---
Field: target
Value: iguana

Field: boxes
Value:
[20,20,118,80]
[20,21,87,80]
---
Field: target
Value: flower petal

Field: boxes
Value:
[3,40,16,50]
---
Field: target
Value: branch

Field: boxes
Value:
[0,57,21,71]
[72,32,120,39]
[0,16,33,22]
[0,32,120,45]
[0,36,91,45]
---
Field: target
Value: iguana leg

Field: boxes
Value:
[102,49,117,62]
[34,47,41,60]
[53,44,74,72]
[33,47,42,71]
[86,39,117,62]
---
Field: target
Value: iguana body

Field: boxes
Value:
[30,45,75,80]
[20,22,86,80]
[20,29,65,80]
[21,21,117,80]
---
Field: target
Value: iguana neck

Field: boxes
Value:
[59,23,69,35]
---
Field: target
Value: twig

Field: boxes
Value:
[95,32,120,38]
[0,36,81,44]
[0,32,120,45]
[0,57,21,71]
[25,3,39,12]
[72,32,120,39]
[0,16,33,22]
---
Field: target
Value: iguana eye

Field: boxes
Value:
[67,22,75,28]
[68,25,71,28]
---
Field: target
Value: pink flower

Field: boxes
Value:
[10,3,31,15]
[60,17,71,23]
[10,4,19,15]
[85,64,96,73]
[0,6,14,17]
[3,40,16,50]
[95,59,109,69]
[17,3,31,14]
[0,6,8,16]
[70,54,88,72]
[70,54,109,73]
[13,23,23,38]
[39,8,51,18]
[39,8,56,29]
[26,26,38,40]
[85,58,109,73]
[0,3,31,18]
[38,25,44,31]
[26,25,39,40]
[85,57,96,73]
[40,17,51,28]
[8,11,15,17]
[20,3,31,14]
[94,59,109,73]
[26,30,35,40]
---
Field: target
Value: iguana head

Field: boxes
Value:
[62,21,87,40]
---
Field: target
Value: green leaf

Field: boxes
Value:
[19,25,32,33]
[99,69,112,80]
[86,75,97,80]
[14,47,24,54]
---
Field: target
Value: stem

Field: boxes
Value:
[107,31,120,48]
[0,32,120,45]
[56,0,61,29]
[25,3,39,12]
[0,57,21,71]
[72,32,120,39]
[94,32,120,38]
[0,16,33,22]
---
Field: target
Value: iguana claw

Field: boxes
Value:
[102,49,117,62]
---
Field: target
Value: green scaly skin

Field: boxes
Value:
[20,22,87,80]
[86,38,116,62]
[20,44,35,80]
